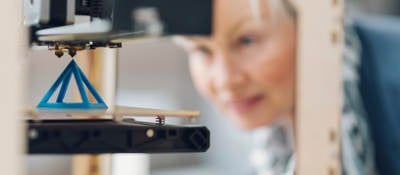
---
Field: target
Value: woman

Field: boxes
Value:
[176,0,296,174]
[175,0,376,174]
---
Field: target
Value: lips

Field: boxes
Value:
[225,94,265,114]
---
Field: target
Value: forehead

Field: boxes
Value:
[213,0,271,35]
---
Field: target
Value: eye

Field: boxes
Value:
[238,36,256,46]
[194,45,212,56]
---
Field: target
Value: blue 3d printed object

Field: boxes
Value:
[37,59,108,109]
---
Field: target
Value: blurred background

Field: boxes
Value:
[346,0,400,15]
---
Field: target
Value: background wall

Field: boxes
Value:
[347,0,400,16]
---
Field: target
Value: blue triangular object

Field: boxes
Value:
[37,59,108,109]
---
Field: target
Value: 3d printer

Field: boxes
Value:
[24,0,212,154]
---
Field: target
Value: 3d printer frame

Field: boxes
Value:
[28,119,210,154]
[28,0,213,57]
[24,0,213,155]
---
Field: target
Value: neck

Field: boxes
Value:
[276,115,296,150]
[251,115,296,151]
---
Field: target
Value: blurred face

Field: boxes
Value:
[179,0,296,129]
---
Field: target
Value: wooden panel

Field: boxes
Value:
[296,0,343,175]
[73,48,117,175]
[0,0,25,175]
[26,105,200,118]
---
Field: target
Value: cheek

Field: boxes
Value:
[252,33,296,85]
[252,50,295,86]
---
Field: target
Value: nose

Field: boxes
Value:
[212,51,248,92]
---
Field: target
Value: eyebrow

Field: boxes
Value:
[183,17,251,43]
[229,17,255,37]
[181,21,258,50]
[184,14,268,45]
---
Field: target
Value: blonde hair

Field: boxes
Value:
[251,0,297,23]
[269,0,297,20]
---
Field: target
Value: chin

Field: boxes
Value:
[235,122,259,130]
[230,114,274,130]
[220,105,279,130]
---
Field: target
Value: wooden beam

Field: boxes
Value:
[0,0,25,174]
[72,48,117,175]
[296,0,343,174]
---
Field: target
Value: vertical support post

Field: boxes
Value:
[296,0,343,175]
[0,0,25,175]
[72,48,117,175]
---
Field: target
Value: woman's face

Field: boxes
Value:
[180,0,296,129]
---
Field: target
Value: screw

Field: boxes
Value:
[29,129,38,139]
[146,129,155,138]
[156,116,165,126]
